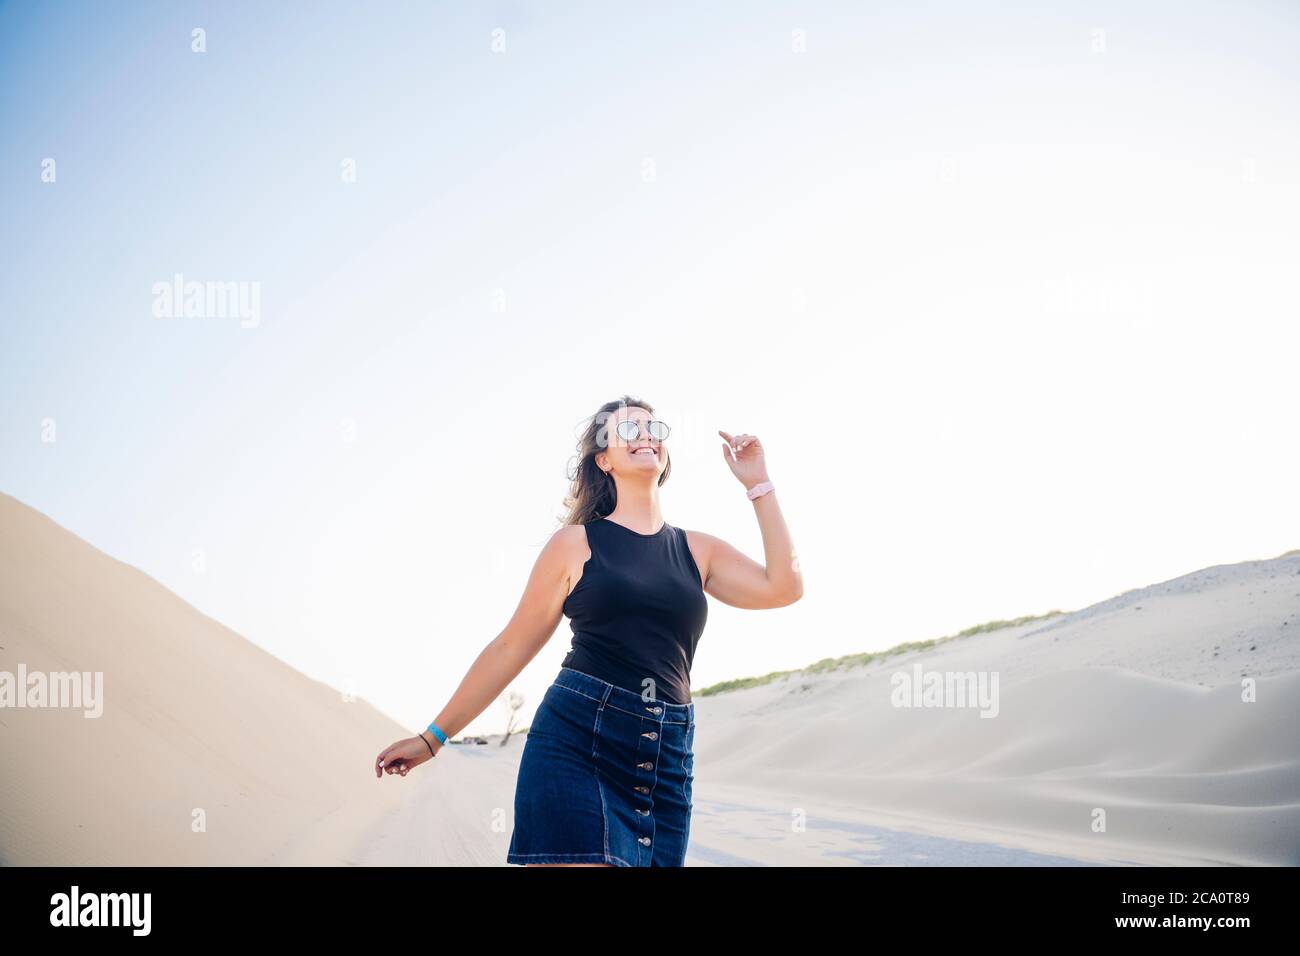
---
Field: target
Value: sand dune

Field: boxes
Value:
[0,493,409,865]
[2,491,1296,866]
[678,553,1300,865]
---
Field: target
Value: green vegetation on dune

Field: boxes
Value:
[694,610,1065,697]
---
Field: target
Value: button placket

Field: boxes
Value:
[634,704,665,857]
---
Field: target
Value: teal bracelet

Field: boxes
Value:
[425,721,448,746]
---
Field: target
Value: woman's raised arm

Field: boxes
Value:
[689,429,803,610]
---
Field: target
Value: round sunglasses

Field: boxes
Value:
[614,419,670,442]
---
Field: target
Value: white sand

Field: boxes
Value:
[676,556,1300,866]
[2,492,1296,865]
[0,493,409,865]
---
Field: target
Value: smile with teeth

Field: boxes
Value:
[632,448,656,456]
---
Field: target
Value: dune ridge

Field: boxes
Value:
[0,493,409,865]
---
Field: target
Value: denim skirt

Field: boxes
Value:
[507,666,696,867]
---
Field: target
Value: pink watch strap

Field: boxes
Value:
[746,480,775,500]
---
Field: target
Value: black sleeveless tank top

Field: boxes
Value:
[560,516,708,704]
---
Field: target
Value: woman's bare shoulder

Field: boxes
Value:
[552,521,590,545]
[680,527,718,550]
[679,528,715,586]
[547,522,591,563]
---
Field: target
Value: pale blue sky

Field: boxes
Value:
[3,0,1298,735]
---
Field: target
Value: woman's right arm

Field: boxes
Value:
[374,524,579,777]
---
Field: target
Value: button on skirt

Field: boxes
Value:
[507,666,696,867]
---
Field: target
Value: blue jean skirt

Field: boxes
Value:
[507,666,696,867]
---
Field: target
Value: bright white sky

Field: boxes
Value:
[3,1,1297,735]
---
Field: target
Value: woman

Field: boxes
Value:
[373,395,803,866]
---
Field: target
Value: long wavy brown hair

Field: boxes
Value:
[561,395,672,525]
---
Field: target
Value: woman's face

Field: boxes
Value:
[599,407,666,477]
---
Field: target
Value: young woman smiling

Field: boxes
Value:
[374,395,802,866]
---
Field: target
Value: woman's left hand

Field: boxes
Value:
[719,430,770,491]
